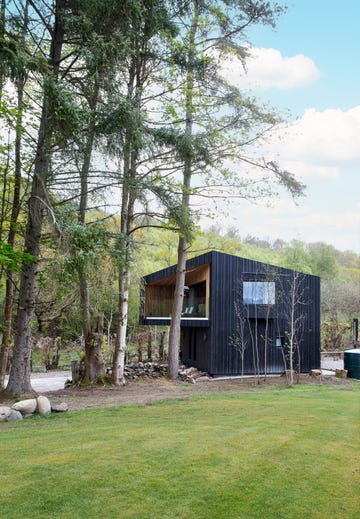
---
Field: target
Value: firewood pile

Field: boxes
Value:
[178,366,210,383]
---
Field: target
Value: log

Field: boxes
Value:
[310,369,322,376]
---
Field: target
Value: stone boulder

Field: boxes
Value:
[12,398,37,415]
[6,409,23,422]
[36,396,52,416]
[51,402,68,413]
[0,406,11,422]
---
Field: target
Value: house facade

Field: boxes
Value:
[141,251,320,376]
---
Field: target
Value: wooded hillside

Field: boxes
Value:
[3,218,358,358]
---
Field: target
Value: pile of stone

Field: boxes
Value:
[0,396,68,423]
[124,362,168,380]
[178,366,210,384]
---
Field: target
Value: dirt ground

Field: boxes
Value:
[1,374,354,413]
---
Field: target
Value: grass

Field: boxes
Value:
[1,385,359,518]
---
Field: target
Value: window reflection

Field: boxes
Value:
[243,282,275,305]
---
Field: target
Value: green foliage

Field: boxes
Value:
[321,320,352,351]
[0,96,18,126]
[70,223,107,261]
[281,240,313,273]
[308,242,339,279]
[0,242,32,272]
[55,215,109,272]
[43,77,82,147]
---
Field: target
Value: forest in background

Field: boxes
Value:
[3,215,357,370]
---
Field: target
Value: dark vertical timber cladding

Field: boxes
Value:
[142,250,320,376]
[181,327,211,372]
[209,251,320,376]
[301,274,320,370]
[210,252,243,375]
[211,254,272,375]
[211,254,238,374]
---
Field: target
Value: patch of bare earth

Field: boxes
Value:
[20,376,360,411]
[1,375,356,413]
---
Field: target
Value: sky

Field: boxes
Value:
[204,0,360,253]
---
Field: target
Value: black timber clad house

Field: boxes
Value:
[141,251,320,376]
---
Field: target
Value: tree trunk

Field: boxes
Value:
[147,330,153,361]
[168,237,187,379]
[288,275,296,386]
[0,277,14,388]
[111,132,133,385]
[159,330,165,360]
[82,313,105,383]
[137,338,143,363]
[0,1,28,389]
[77,81,105,384]
[62,55,106,385]
[0,0,6,92]
[167,1,199,379]
[111,50,141,385]
[0,48,26,389]
[5,0,65,395]
[112,266,130,385]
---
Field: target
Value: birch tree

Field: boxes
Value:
[65,0,135,384]
[229,298,249,378]
[277,270,308,386]
[101,1,183,385]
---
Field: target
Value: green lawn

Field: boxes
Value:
[1,385,359,518]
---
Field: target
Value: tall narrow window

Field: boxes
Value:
[243,282,275,305]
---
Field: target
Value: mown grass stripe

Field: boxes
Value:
[1,386,359,518]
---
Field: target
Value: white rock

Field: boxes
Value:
[6,409,23,422]
[0,406,11,422]
[179,366,198,376]
[51,402,68,413]
[12,398,37,415]
[36,396,51,416]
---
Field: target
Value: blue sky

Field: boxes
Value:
[209,0,360,253]
[248,0,360,114]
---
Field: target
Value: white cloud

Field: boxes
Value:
[264,105,360,169]
[273,106,360,163]
[212,47,360,252]
[221,47,320,90]
[207,201,360,252]
[281,161,340,180]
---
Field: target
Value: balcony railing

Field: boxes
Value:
[145,296,208,319]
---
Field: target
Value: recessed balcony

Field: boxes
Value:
[143,264,210,323]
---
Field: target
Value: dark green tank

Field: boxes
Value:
[344,349,360,379]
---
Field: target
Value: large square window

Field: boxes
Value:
[243,281,275,305]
